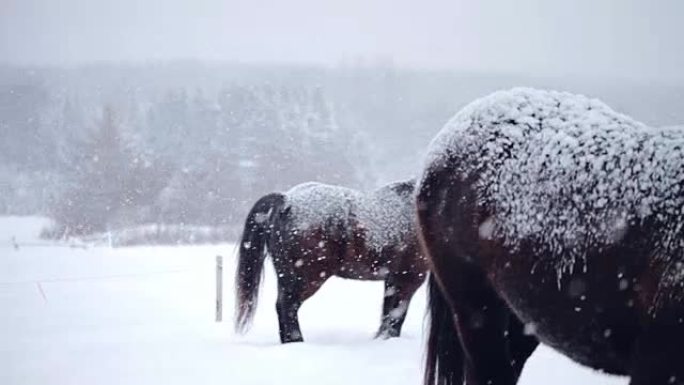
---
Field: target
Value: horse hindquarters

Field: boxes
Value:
[417,164,536,385]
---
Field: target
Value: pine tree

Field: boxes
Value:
[53,106,163,236]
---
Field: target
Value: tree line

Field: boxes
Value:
[3,63,684,243]
[1,75,373,241]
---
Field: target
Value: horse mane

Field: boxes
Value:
[383,178,416,196]
[422,88,684,288]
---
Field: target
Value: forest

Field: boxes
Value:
[2,62,684,243]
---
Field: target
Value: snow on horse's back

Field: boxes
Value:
[418,88,684,385]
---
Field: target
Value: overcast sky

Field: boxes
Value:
[2,0,683,81]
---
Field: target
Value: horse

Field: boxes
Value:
[417,88,684,385]
[234,179,428,343]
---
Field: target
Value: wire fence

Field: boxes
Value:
[0,246,226,321]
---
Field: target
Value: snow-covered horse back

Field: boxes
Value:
[235,179,427,343]
[418,88,684,385]
[425,88,684,287]
[285,181,416,253]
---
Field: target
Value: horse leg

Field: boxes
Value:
[275,267,330,344]
[376,273,425,339]
[629,322,684,385]
[429,255,518,385]
[423,235,517,383]
[506,314,539,379]
[455,268,519,385]
[275,275,305,343]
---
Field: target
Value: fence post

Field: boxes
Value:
[216,255,223,322]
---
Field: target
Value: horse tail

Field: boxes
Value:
[424,273,463,385]
[234,192,285,334]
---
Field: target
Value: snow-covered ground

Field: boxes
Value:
[1,217,625,385]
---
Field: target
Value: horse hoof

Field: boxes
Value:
[375,330,400,340]
[281,330,304,344]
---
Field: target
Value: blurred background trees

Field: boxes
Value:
[2,63,684,243]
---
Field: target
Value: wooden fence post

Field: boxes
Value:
[216,255,223,322]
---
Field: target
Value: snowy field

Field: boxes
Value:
[1,217,625,385]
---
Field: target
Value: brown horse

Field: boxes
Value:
[418,88,684,384]
[235,179,427,343]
